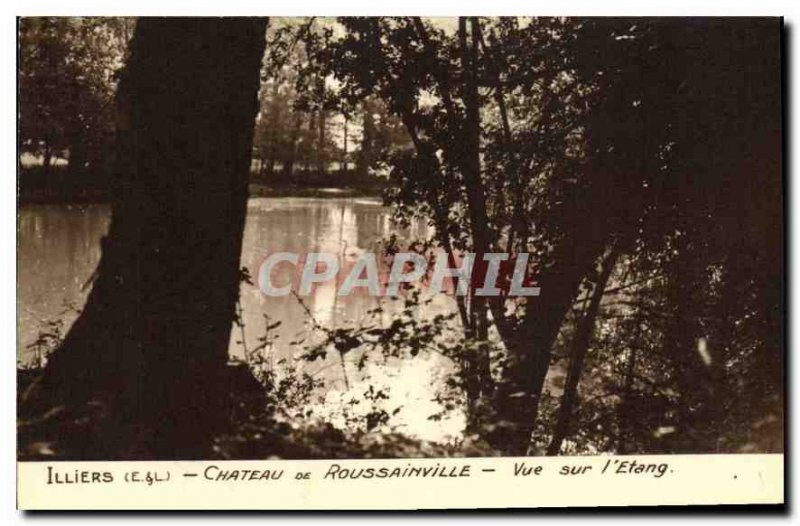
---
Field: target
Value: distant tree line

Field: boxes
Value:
[18,17,134,175]
[254,19,410,188]
[18,17,411,198]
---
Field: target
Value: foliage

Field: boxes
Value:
[253,19,411,188]
[264,17,782,455]
[18,17,133,172]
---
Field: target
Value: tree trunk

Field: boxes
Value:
[318,108,327,174]
[341,113,349,174]
[42,140,53,177]
[283,111,302,177]
[616,339,638,454]
[357,105,374,178]
[68,131,87,177]
[489,194,611,455]
[458,17,495,434]
[547,248,618,455]
[31,18,268,459]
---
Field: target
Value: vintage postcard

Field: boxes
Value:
[16,16,784,510]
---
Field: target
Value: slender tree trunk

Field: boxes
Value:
[283,112,302,177]
[617,338,638,454]
[358,105,374,178]
[259,155,268,177]
[318,108,327,174]
[458,18,490,254]
[547,248,618,455]
[68,129,87,177]
[341,114,349,174]
[31,18,268,459]
[42,140,53,177]
[458,18,495,433]
[489,192,611,455]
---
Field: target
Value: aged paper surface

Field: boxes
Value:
[17,456,784,509]
[17,16,784,510]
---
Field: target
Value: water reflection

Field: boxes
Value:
[17,198,465,442]
[17,204,110,363]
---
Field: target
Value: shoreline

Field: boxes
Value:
[18,183,385,205]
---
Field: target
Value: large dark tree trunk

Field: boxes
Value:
[29,18,268,459]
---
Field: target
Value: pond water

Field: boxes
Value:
[17,198,465,442]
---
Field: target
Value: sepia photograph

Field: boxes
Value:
[13,13,784,510]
